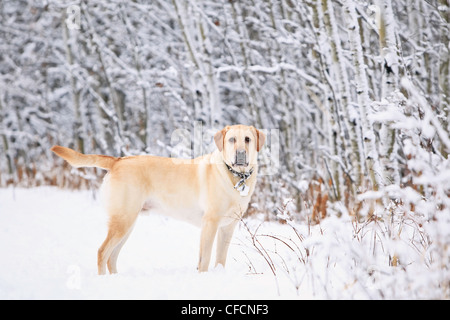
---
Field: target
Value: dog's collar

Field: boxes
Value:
[224,162,254,196]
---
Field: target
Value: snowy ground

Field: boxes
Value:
[0,187,294,299]
[0,187,448,299]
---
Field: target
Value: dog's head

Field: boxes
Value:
[214,125,266,172]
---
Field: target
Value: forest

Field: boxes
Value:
[1,0,449,298]
[2,0,449,212]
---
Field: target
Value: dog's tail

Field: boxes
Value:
[51,145,117,170]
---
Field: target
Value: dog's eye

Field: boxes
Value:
[245,137,251,143]
[229,137,236,143]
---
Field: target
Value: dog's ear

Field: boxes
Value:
[254,128,266,152]
[214,127,229,152]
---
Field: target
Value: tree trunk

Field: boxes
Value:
[438,0,450,157]
[376,0,401,186]
[343,0,382,192]
[62,9,84,154]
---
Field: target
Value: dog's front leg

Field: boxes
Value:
[198,216,219,272]
[215,221,237,268]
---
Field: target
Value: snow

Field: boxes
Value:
[1,187,448,299]
[0,187,293,299]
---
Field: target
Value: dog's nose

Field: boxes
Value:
[235,150,247,166]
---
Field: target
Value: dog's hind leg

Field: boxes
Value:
[107,222,135,274]
[98,213,138,275]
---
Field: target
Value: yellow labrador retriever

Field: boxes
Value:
[51,124,265,274]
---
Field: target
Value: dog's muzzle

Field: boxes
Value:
[234,150,248,167]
